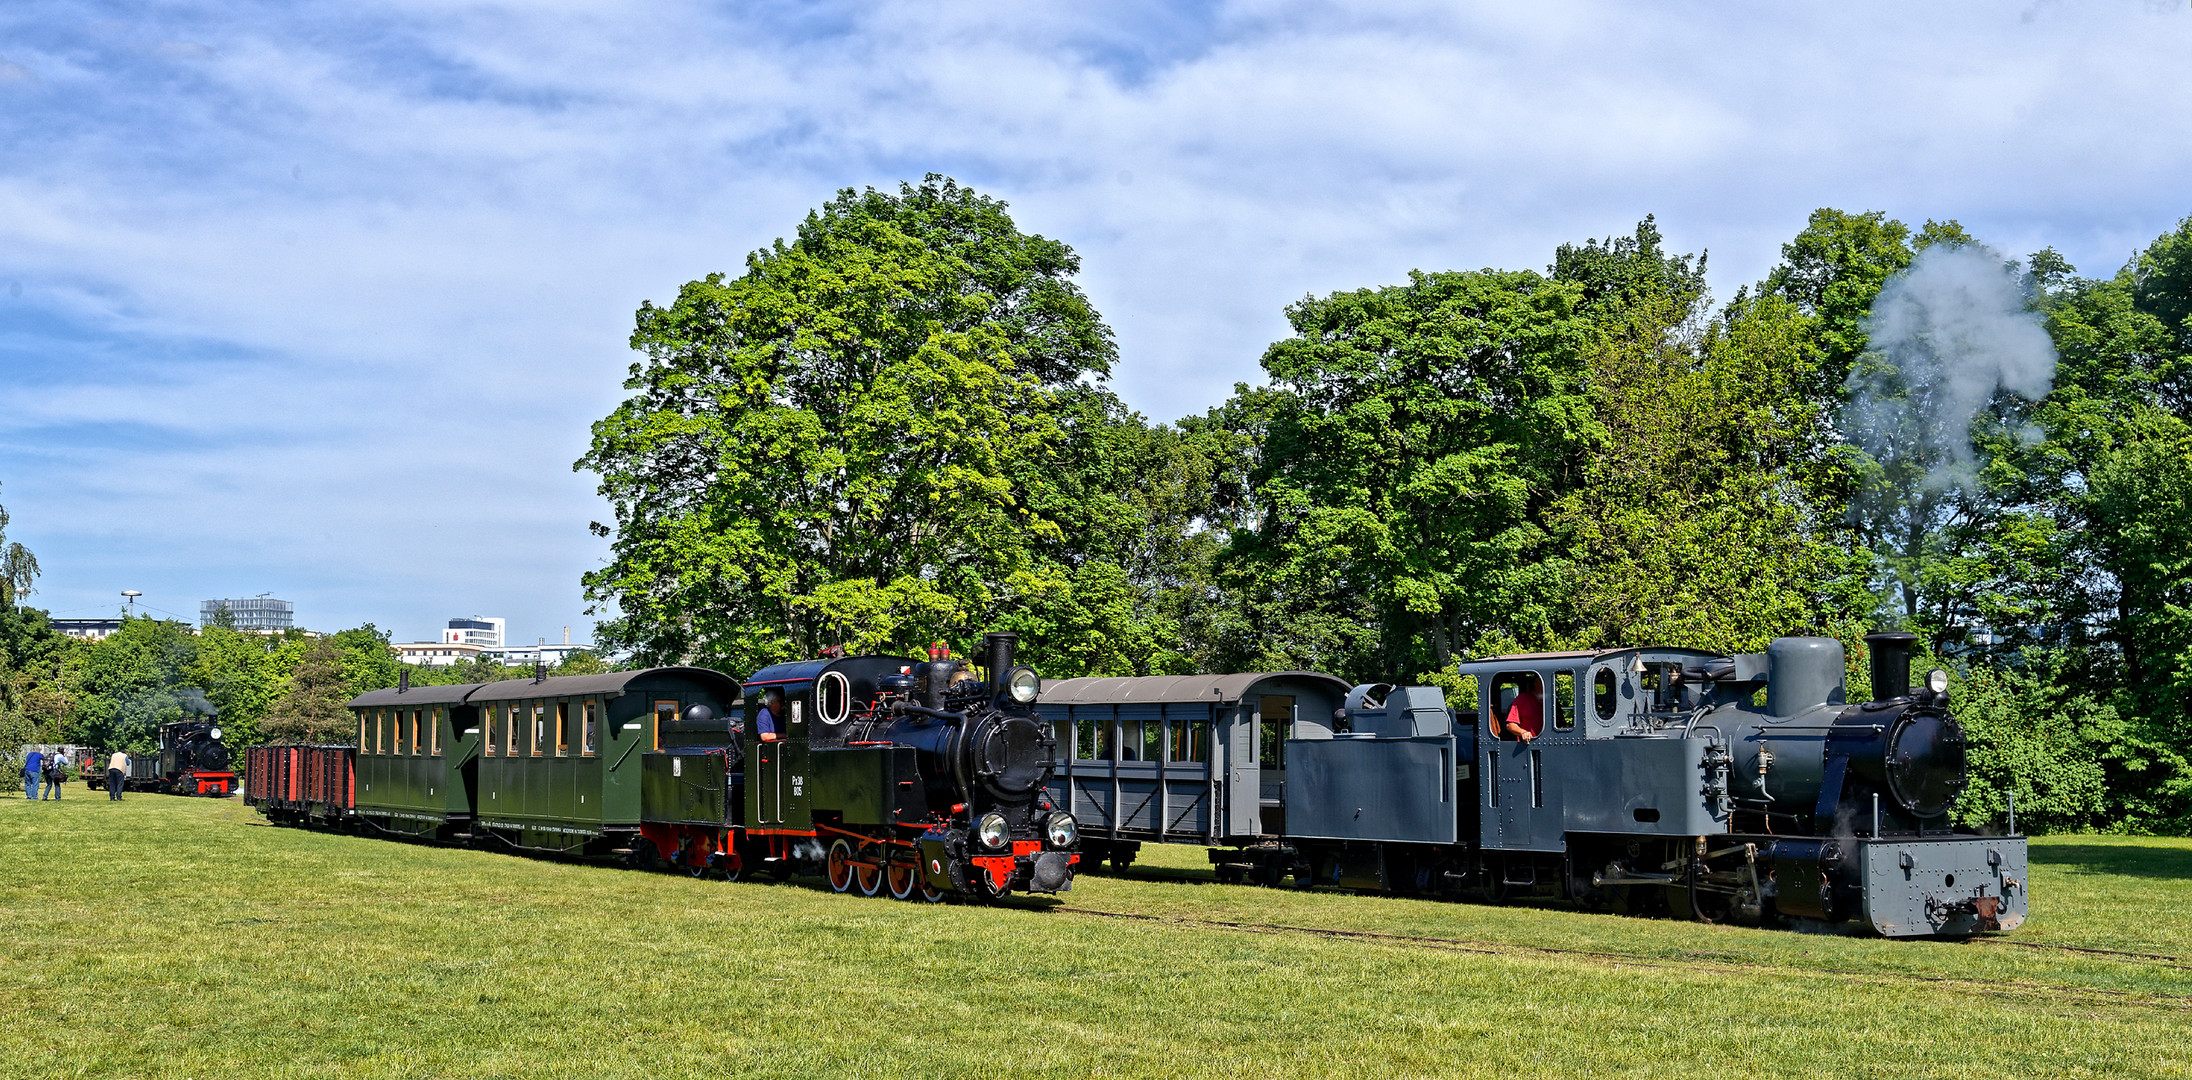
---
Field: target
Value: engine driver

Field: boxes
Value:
[756,687,785,743]
[1497,673,1544,742]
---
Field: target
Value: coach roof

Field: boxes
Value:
[346,666,744,709]
[1039,671,1348,707]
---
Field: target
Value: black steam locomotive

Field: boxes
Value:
[1046,632,2024,937]
[246,632,1075,902]
[94,694,237,796]
[739,632,1078,899]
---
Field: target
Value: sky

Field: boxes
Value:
[2,1,2189,647]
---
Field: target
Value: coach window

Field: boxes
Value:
[431,708,443,756]
[1554,672,1576,731]
[1170,717,1209,764]
[654,700,678,751]
[359,714,369,754]
[1116,715,1141,761]
[1144,717,1163,763]
[376,710,386,755]
[1074,715,1097,760]
[413,710,425,755]
[505,707,519,758]
[556,702,569,757]
[1258,695,1293,770]
[532,704,546,757]
[581,701,599,757]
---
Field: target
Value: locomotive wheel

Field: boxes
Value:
[718,851,745,883]
[917,877,947,903]
[826,839,856,893]
[854,847,885,897]
[886,860,919,901]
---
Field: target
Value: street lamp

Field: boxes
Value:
[121,590,141,618]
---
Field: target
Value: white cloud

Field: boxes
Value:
[1,0,2189,642]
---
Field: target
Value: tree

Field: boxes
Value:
[0,481,40,612]
[1555,291,1853,654]
[263,638,356,743]
[577,176,1122,676]
[69,616,200,753]
[1216,267,1595,680]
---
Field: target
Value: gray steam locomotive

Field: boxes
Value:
[1047,632,2024,937]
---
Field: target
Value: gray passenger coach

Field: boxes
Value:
[1040,672,1348,871]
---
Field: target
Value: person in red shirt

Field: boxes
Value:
[1497,673,1544,741]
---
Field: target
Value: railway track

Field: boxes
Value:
[1059,907,2192,1012]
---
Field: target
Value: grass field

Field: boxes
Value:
[3,796,2189,1079]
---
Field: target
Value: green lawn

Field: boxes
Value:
[3,796,2188,1079]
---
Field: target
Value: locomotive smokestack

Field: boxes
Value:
[1863,632,1920,701]
[983,632,1019,686]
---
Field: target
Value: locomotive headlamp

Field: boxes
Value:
[1006,666,1041,705]
[978,812,1010,850]
[209,727,222,741]
[1046,811,1078,849]
[1926,669,1949,695]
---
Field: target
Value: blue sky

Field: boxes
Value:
[2,1,2188,647]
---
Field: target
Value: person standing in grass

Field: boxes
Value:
[106,750,127,801]
[22,748,42,800]
[42,752,64,800]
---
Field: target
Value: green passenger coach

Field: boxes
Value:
[346,667,744,857]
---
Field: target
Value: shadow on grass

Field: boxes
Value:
[2031,843,2192,879]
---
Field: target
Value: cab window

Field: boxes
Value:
[1594,668,1619,721]
[1488,672,1545,741]
[1554,672,1576,731]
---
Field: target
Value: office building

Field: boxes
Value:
[395,641,487,667]
[201,597,295,632]
[445,616,505,649]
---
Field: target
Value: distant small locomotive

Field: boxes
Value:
[1049,633,2025,937]
[92,695,237,796]
[245,633,1077,902]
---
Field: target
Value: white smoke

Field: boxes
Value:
[1847,245,2059,488]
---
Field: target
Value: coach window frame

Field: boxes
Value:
[581,700,598,757]
[431,707,443,756]
[654,700,679,751]
[556,702,569,757]
[531,703,546,757]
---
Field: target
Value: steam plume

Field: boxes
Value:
[1846,245,2058,488]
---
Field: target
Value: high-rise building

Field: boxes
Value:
[445,616,505,649]
[201,597,294,632]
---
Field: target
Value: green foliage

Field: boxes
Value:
[577,175,1130,676]
[263,638,356,743]
[1555,291,1850,654]
[70,616,201,754]
[1214,267,1594,679]
[1948,655,2116,833]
